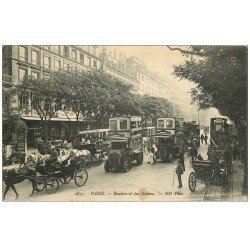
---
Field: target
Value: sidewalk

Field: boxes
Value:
[227,160,247,201]
[195,143,247,201]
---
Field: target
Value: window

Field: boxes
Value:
[110,120,117,131]
[166,119,173,128]
[32,50,39,65]
[88,57,91,67]
[19,68,27,82]
[32,98,39,111]
[55,59,61,71]
[54,45,60,54]
[120,119,128,130]
[44,99,51,111]
[32,71,38,80]
[63,104,69,111]
[64,62,70,70]
[64,46,69,57]
[19,95,29,110]
[44,55,50,69]
[19,46,27,61]
[158,119,164,128]
[72,50,77,61]
[80,53,84,65]
[43,56,50,69]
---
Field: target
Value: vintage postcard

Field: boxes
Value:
[2,45,248,202]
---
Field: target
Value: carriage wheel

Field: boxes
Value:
[45,177,59,194]
[74,168,88,187]
[188,172,196,192]
[59,176,71,184]
[35,176,45,192]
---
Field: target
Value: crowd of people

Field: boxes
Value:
[174,132,246,189]
[36,138,73,155]
[3,128,246,192]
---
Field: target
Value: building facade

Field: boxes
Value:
[125,56,169,99]
[2,45,103,148]
[2,45,169,149]
[99,47,140,94]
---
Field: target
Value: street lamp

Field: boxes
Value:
[197,110,200,126]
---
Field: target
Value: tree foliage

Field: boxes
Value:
[2,88,18,120]
[15,76,64,142]
[170,46,248,125]
[135,95,174,126]
[13,68,178,139]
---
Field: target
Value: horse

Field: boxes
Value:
[3,164,38,200]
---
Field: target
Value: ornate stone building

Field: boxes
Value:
[2,45,169,148]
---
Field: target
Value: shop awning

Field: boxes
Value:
[21,116,84,122]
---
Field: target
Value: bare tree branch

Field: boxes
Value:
[167,46,202,57]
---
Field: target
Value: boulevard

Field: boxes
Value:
[3,142,230,202]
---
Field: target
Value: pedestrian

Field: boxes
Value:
[147,144,157,164]
[47,141,52,152]
[187,139,192,156]
[192,138,198,147]
[178,148,185,171]
[223,147,232,173]
[204,134,208,145]
[200,134,204,144]
[190,146,198,162]
[232,141,239,160]
[175,159,184,188]
[47,147,59,166]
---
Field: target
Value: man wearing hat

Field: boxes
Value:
[47,146,59,166]
[175,159,184,188]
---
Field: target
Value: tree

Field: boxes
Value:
[169,46,247,126]
[2,88,21,143]
[54,70,91,135]
[2,88,18,120]
[16,76,64,143]
[83,70,141,128]
[138,95,175,126]
[169,45,248,194]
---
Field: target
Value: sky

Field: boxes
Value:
[108,46,220,124]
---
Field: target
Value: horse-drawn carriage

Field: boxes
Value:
[3,149,89,199]
[30,149,89,194]
[188,159,229,193]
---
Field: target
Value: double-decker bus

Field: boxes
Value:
[105,116,144,172]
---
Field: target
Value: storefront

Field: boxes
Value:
[21,116,85,148]
[3,115,28,153]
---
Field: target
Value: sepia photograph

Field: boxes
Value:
[2,45,248,202]
[1,2,250,250]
